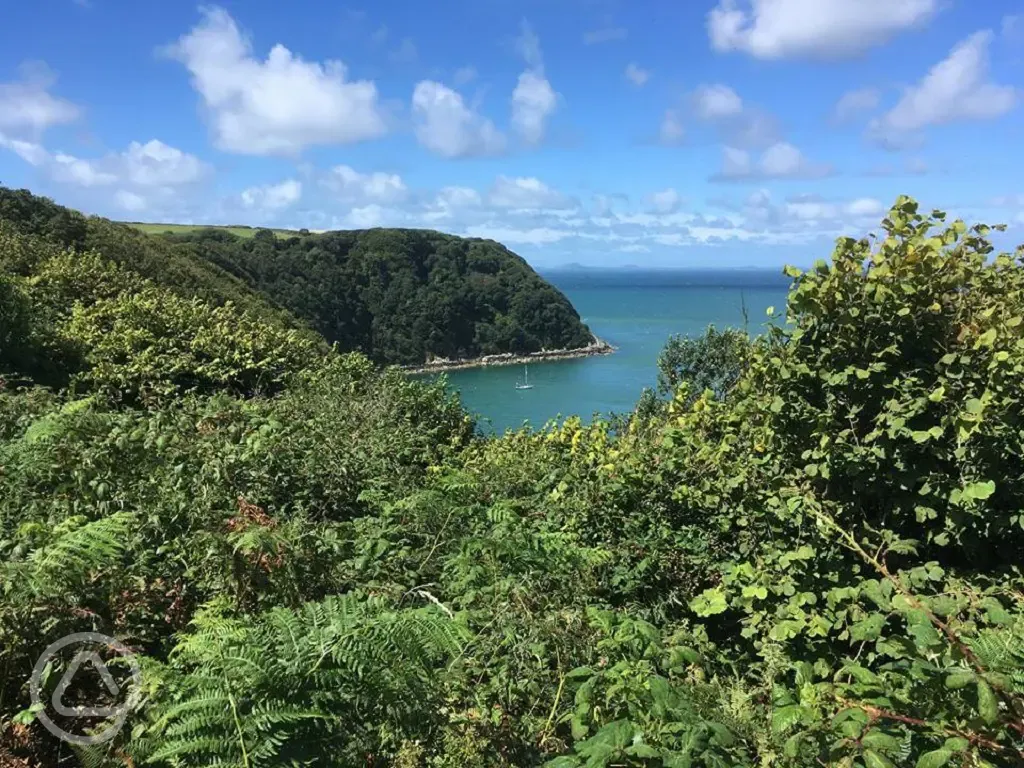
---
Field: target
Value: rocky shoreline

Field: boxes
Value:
[402,337,615,374]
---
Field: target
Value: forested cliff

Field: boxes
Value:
[0,187,595,366]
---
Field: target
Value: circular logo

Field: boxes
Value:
[29,632,142,745]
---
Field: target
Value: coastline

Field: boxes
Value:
[402,337,615,375]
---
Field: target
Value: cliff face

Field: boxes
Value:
[175,227,596,365]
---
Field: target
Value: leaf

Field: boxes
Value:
[916,749,953,768]
[962,480,996,501]
[944,670,975,689]
[771,705,804,735]
[976,679,998,725]
[863,748,897,768]
[690,587,728,616]
[975,328,997,347]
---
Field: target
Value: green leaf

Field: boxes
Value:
[944,670,975,689]
[690,587,728,616]
[771,705,804,735]
[916,749,953,768]
[976,679,998,725]
[976,328,997,347]
[863,748,897,768]
[962,480,996,501]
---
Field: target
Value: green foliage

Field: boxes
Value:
[66,288,323,401]
[3,195,1024,768]
[656,325,752,403]
[124,595,465,767]
[175,225,595,364]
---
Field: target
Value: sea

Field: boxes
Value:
[419,268,792,434]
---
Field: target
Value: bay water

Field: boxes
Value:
[423,268,792,433]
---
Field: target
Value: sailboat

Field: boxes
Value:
[514,364,534,390]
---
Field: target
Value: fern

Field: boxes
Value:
[128,593,465,766]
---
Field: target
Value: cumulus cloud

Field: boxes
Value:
[489,176,573,210]
[165,6,387,155]
[693,84,744,120]
[0,137,206,189]
[869,31,1017,149]
[0,133,50,165]
[114,191,148,213]
[648,188,682,214]
[708,0,937,59]
[689,84,780,150]
[831,87,881,125]
[0,136,208,215]
[625,63,650,87]
[240,179,302,210]
[323,165,407,204]
[511,21,558,145]
[0,62,79,135]
[411,80,505,158]
[711,142,834,181]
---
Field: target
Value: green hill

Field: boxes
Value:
[0,187,595,366]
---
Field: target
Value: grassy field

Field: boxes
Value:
[126,222,302,238]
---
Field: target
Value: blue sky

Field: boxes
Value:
[1,0,1022,267]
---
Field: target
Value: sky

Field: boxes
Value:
[1,0,1022,268]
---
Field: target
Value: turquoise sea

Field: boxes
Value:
[423,268,792,433]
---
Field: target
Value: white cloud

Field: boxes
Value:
[782,196,885,222]
[831,87,880,124]
[489,176,572,210]
[511,22,558,145]
[708,0,937,59]
[516,20,544,70]
[437,186,482,209]
[241,179,302,210]
[1,137,206,190]
[583,27,627,44]
[115,190,148,212]
[625,63,650,87]
[869,31,1017,148]
[411,80,505,158]
[659,110,685,145]
[52,152,118,186]
[711,142,833,181]
[422,186,483,221]
[0,133,49,165]
[1,136,207,217]
[323,165,407,203]
[649,188,682,214]
[464,225,571,245]
[693,83,743,119]
[0,63,79,135]
[166,6,387,155]
[846,197,885,217]
[342,204,390,229]
[512,71,557,145]
[121,140,206,187]
[689,84,780,149]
